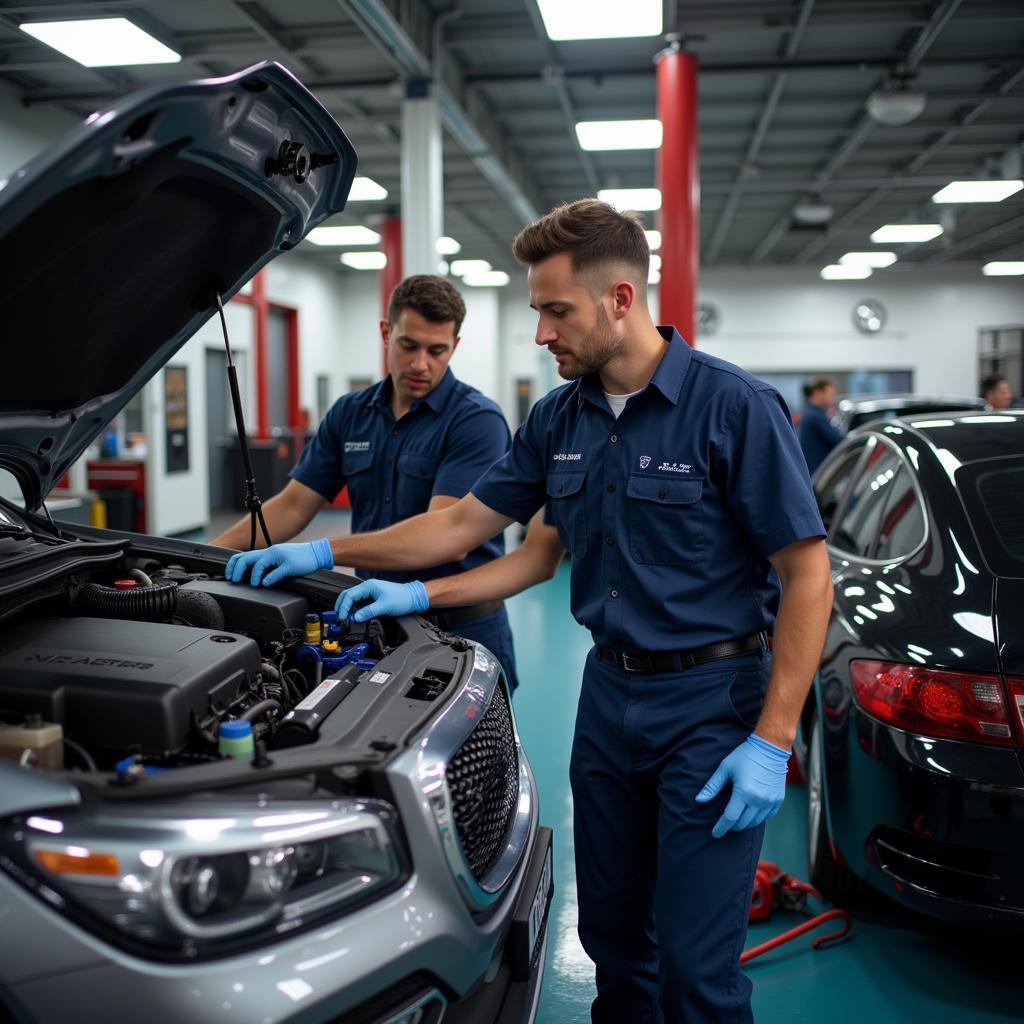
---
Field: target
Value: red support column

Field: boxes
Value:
[379,216,403,375]
[251,270,269,438]
[656,45,699,347]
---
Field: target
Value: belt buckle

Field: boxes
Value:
[621,652,650,673]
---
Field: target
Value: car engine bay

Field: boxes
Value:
[0,541,468,779]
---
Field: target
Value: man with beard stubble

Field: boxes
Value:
[227,200,834,1023]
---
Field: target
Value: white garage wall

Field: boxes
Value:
[0,80,76,178]
[697,266,1024,395]
[265,255,379,414]
[497,266,1024,400]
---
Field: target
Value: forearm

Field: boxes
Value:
[756,558,833,749]
[424,543,556,607]
[328,497,511,572]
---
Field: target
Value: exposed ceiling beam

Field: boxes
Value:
[751,0,965,264]
[705,0,816,265]
[336,0,541,225]
[523,0,599,195]
[924,213,1024,264]
[794,63,1024,264]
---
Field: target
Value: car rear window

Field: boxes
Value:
[957,458,1024,578]
[849,402,982,430]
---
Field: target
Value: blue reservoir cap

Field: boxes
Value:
[220,720,253,739]
[321,611,338,626]
[305,612,319,623]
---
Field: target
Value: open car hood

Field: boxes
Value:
[0,61,356,510]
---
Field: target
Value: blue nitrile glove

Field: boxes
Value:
[335,579,429,623]
[695,734,791,839]
[225,539,334,587]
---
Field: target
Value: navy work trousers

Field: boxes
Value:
[453,604,520,692]
[570,646,771,1023]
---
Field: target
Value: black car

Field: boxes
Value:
[803,409,1024,928]
[835,393,987,432]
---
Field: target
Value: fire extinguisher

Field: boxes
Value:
[742,861,851,964]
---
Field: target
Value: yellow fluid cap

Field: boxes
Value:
[321,640,340,653]
[305,623,321,642]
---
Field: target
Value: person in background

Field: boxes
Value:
[225,198,834,1023]
[982,372,1014,410]
[797,376,844,475]
[212,273,521,689]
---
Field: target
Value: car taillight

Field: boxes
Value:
[850,660,1016,747]
[1006,677,1024,743]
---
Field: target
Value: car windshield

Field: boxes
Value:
[957,457,1024,578]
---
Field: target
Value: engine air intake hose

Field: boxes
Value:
[73,582,178,621]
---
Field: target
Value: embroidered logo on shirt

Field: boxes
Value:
[658,462,692,473]
[639,455,651,469]
[552,452,583,462]
[344,441,371,452]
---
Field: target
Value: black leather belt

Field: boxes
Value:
[597,632,768,673]
[428,600,504,630]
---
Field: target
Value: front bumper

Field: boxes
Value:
[1,651,550,1022]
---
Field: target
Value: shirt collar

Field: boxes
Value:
[420,367,457,413]
[578,325,691,409]
[370,368,458,415]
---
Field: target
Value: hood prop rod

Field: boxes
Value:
[215,293,272,550]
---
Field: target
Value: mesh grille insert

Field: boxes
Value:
[446,683,519,881]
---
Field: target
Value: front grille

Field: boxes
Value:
[446,683,519,880]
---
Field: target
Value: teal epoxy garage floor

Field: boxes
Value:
[507,565,1022,1024]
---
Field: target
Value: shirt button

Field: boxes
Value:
[391,428,399,437]
[658,489,667,500]
[606,536,615,546]
[607,484,616,493]
[609,588,619,598]
[609,434,618,444]
[557,484,564,494]
[384,496,391,504]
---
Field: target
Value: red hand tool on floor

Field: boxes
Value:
[742,860,851,964]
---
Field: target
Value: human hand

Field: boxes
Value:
[335,579,429,622]
[695,734,790,838]
[225,539,334,587]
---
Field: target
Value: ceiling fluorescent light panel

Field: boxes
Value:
[20,18,180,66]
[536,0,661,40]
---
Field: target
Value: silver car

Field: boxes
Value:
[0,62,551,1024]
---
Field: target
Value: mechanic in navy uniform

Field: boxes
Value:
[797,376,844,475]
[228,201,834,1023]
[215,274,519,689]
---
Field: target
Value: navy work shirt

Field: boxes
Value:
[472,328,826,651]
[798,403,845,476]
[291,369,510,583]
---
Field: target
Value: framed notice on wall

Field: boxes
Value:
[164,365,190,474]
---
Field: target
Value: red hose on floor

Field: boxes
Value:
[741,861,852,964]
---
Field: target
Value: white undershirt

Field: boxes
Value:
[603,388,644,419]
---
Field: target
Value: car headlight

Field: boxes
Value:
[0,798,405,958]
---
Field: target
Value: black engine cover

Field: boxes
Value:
[0,617,260,753]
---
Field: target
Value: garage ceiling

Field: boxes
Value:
[1,0,1022,277]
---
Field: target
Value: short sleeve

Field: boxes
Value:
[471,401,549,525]
[432,406,511,499]
[290,398,346,501]
[721,388,826,557]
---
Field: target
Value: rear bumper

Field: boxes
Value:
[827,707,1024,927]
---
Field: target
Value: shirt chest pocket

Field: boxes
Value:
[546,470,588,558]
[626,474,705,566]
[341,450,374,502]
[396,451,441,516]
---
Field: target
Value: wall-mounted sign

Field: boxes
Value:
[164,365,189,474]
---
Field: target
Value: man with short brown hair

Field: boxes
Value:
[215,273,520,688]
[228,201,833,1021]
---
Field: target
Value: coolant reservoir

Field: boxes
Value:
[0,719,64,770]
